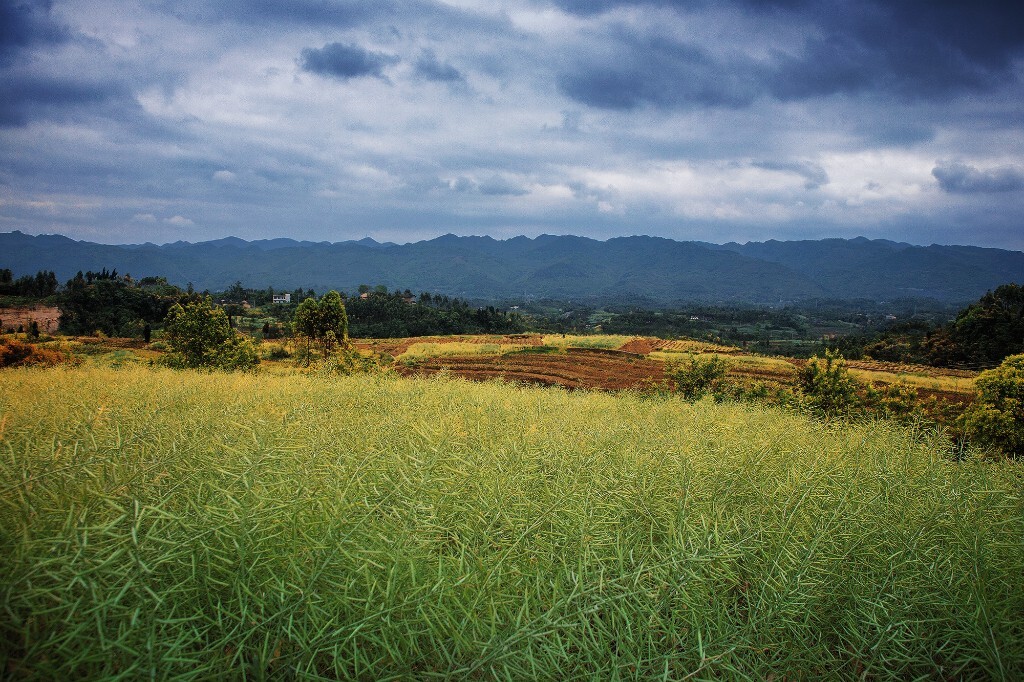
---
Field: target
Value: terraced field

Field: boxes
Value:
[396,347,662,391]
[380,333,979,421]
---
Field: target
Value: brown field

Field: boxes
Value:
[843,358,977,378]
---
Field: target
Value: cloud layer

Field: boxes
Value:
[0,0,1022,248]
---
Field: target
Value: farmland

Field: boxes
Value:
[1,363,1023,679]
[370,333,976,410]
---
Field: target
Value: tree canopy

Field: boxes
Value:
[293,290,349,351]
[932,283,1024,367]
[164,296,259,371]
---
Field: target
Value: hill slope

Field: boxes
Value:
[2,231,1022,304]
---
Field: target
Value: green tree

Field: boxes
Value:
[960,354,1024,457]
[293,290,349,361]
[164,296,259,371]
[797,350,862,417]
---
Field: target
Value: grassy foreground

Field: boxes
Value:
[1,367,1022,680]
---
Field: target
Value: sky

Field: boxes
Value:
[1,0,1023,249]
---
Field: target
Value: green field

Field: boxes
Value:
[1,366,1022,679]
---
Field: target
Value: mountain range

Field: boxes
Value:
[2,230,1022,305]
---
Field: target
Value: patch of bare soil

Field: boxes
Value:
[0,306,60,333]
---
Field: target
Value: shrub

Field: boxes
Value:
[665,354,728,400]
[0,338,69,368]
[866,381,924,423]
[306,346,388,376]
[797,350,863,417]
[163,297,259,371]
[263,343,292,360]
[960,353,1024,457]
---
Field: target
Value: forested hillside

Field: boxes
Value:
[4,231,1022,304]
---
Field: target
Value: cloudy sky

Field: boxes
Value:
[2,0,1023,248]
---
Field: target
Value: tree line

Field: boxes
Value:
[0,269,58,298]
[2,266,1022,370]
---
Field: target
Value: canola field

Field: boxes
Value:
[0,366,1022,679]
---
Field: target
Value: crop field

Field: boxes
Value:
[353,334,541,360]
[383,335,977,407]
[1,365,1023,679]
[621,338,741,355]
[396,347,663,391]
[540,334,637,350]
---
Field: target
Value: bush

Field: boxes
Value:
[866,381,924,424]
[263,343,292,360]
[665,354,728,400]
[163,297,259,371]
[960,353,1024,457]
[0,338,69,368]
[797,350,863,418]
[305,345,389,376]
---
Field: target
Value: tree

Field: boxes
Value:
[293,290,349,357]
[960,354,1024,457]
[163,296,259,371]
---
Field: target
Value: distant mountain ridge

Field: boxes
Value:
[2,230,1022,304]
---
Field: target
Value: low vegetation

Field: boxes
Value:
[960,354,1024,458]
[1,367,1022,678]
[0,337,70,368]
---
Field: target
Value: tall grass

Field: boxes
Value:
[398,342,529,362]
[1,366,1022,679]
[849,368,975,394]
[541,334,635,350]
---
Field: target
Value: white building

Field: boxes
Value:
[272,293,291,304]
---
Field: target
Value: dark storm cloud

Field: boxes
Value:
[164,0,497,33]
[162,0,381,27]
[752,160,828,190]
[554,0,1024,111]
[0,74,133,127]
[413,50,464,83]
[932,163,1024,194]
[1,0,1022,250]
[299,42,399,80]
[856,122,935,148]
[557,32,759,110]
[0,0,70,65]
[0,2,146,128]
